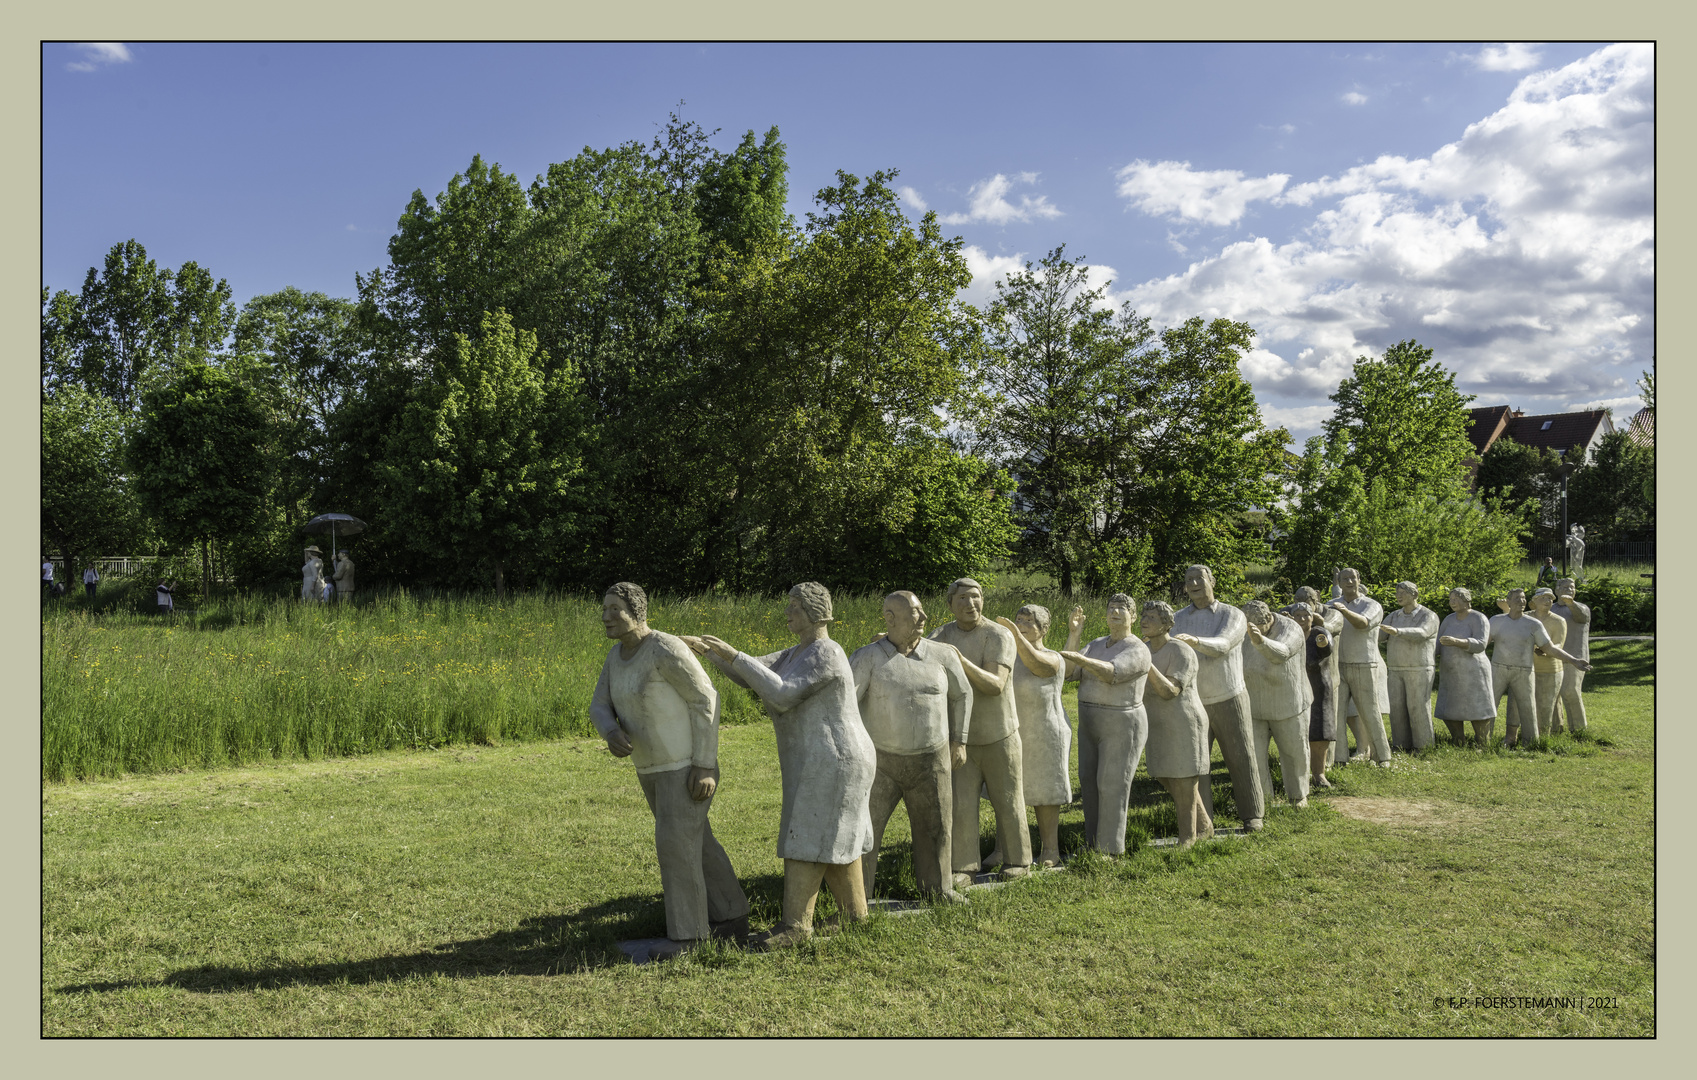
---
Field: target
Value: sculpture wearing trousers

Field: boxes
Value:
[1436,588,1496,746]
[930,578,1033,881]
[1290,602,1336,789]
[1379,582,1439,751]
[1173,564,1266,830]
[849,591,971,902]
[1239,600,1310,807]
[1139,601,1214,846]
[998,604,1074,867]
[589,582,749,958]
[1293,586,1344,769]
[692,583,876,950]
[1522,588,1569,738]
[1059,594,1152,856]
[1328,568,1391,766]
[332,550,356,602]
[1488,588,1591,747]
[1551,579,1592,733]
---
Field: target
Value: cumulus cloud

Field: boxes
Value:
[938,173,1063,226]
[955,245,1122,313]
[1113,43,1652,442]
[1116,160,1290,226]
[1468,43,1543,72]
[66,42,132,72]
[1341,90,1368,106]
[897,185,929,213]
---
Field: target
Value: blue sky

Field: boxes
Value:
[42,42,1652,441]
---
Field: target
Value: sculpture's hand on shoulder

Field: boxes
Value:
[606,727,634,757]
[698,635,737,661]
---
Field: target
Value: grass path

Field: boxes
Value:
[42,641,1652,1036]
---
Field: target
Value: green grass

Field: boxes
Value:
[41,639,1653,1036]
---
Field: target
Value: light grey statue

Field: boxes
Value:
[301,547,325,601]
[1172,565,1265,830]
[333,550,356,602]
[1489,587,1592,747]
[1379,581,1439,751]
[589,582,749,958]
[1139,600,1214,846]
[1059,594,1152,856]
[930,578,1032,881]
[692,582,876,949]
[1435,587,1496,745]
[1328,568,1391,766]
[1520,587,1570,739]
[1240,600,1310,808]
[1566,524,1586,579]
[998,604,1073,867]
[1551,578,1592,733]
[850,591,971,902]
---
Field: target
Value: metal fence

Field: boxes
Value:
[46,556,233,583]
[1526,540,1655,561]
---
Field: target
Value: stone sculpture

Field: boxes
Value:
[301,547,325,601]
[1327,579,1391,762]
[1058,594,1152,856]
[692,583,876,949]
[849,591,971,902]
[1566,524,1586,579]
[1138,600,1214,846]
[589,582,750,958]
[1172,565,1265,830]
[1328,568,1391,766]
[998,604,1073,867]
[1488,587,1592,747]
[1551,578,1592,734]
[1435,587,1497,745]
[1289,602,1335,789]
[333,550,356,602]
[1379,581,1439,751]
[1520,588,1570,740]
[930,578,1032,881]
[1292,586,1343,769]
[1240,600,1310,808]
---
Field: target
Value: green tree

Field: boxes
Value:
[1322,339,1475,496]
[376,311,583,598]
[41,384,150,577]
[1569,430,1655,544]
[1474,436,1564,544]
[967,246,1158,595]
[127,360,273,598]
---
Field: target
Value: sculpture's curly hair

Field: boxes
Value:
[1141,599,1176,631]
[604,581,648,622]
[790,581,835,624]
[1015,603,1052,636]
[1241,600,1271,625]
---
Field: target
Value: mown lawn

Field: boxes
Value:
[42,640,1653,1036]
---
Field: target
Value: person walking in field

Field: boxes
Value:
[83,563,100,603]
[155,579,175,615]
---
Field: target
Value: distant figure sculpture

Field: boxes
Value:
[301,546,325,601]
[155,579,176,614]
[693,583,876,950]
[849,591,971,902]
[1566,525,1586,579]
[1435,587,1496,746]
[1551,578,1592,734]
[1240,600,1310,808]
[1138,600,1214,846]
[589,582,749,958]
[1328,568,1391,766]
[1489,587,1592,747]
[1290,602,1335,788]
[930,578,1032,881]
[1059,594,1151,856]
[333,550,356,602]
[1173,564,1265,830]
[1379,581,1439,751]
[998,604,1073,867]
[1292,586,1343,769]
[1520,588,1570,739]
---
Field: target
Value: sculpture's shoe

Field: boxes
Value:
[1291,798,1309,808]
[999,864,1031,879]
[1375,760,1392,768]
[982,849,1005,869]
[646,938,697,962]
[1243,818,1264,832]
[710,914,750,942]
[1311,774,1333,788]
[757,924,814,951]
[951,872,975,889]
[936,889,969,904]
[1037,853,1061,868]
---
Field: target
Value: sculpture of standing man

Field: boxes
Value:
[692,583,876,949]
[333,549,356,603]
[1239,599,1310,808]
[1172,565,1266,831]
[849,591,972,902]
[930,578,1033,881]
[1379,581,1438,752]
[1059,594,1152,856]
[1551,578,1592,734]
[1489,587,1592,747]
[589,582,750,958]
[1328,568,1391,766]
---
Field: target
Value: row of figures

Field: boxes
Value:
[301,547,356,603]
[585,568,1596,959]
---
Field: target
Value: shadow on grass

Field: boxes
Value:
[55,872,790,995]
[1583,640,1653,691]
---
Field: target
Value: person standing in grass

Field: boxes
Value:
[1436,588,1496,746]
[155,579,175,615]
[590,581,749,959]
[999,603,1073,868]
[1138,600,1213,847]
[1536,557,1559,591]
[1059,594,1151,857]
[1292,586,1343,768]
[1379,581,1439,752]
[691,582,876,950]
[1551,578,1592,734]
[82,563,99,603]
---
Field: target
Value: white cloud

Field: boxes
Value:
[1469,43,1543,72]
[897,185,928,213]
[938,173,1063,226]
[67,42,132,72]
[955,245,1122,313]
[1116,160,1290,226]
[1342,91,1369,106]
[1112,43,1653,444]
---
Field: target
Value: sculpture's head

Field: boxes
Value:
[1395,581,1419,610]
[1140,599,1176,640]
[947,578,985,627]
[1336,567,1362,601]
[602,581,648,639]
[1183,565,1215,607]
[1556,578,1576,598]
[1288,601,1313,628]
[1448,586,1472,614]
[1241,599,1273,633]
[883,590,926,648]
[1014,603,1052,645]
[1501,587,1527,616]
[1294,585,1322,608]
[1105,593,1134,635]
[787,581,835,635]
[1529,587,1555,614]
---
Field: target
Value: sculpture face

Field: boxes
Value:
[1449,590,1469,614]
[1556,578,1576,598]
[602,593,640,639]
[950,585,984,628]
[1396,586,1418,612]
[1013,611,1044,645]
[1106,600,1132,634]
[1530,592,1554,615]
[1338,571,1361,601]
[1183,567,1214,608]
[1503,590,1526,616]
[785,596,814,636]
[883,595,926,648]
[1139,610,1168,639]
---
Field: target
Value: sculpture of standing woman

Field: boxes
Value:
[1435,587,1495,746]
[301,546,325,601]
[1138,600,1214,846]
[996,604,1073,868]
[691,583,876,950]
[1057,594,1151,857]
[1566,524,1586,579]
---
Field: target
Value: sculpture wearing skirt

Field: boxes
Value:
[692,582,876,950]
[1138,600,1213,847]
[996,604,1073,867]
[1058,594,1151,858]
[1435,587,1496,746]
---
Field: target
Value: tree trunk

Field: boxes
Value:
[495,558,506,602]
[1060,559,1073,597]
[202,536,211,601]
